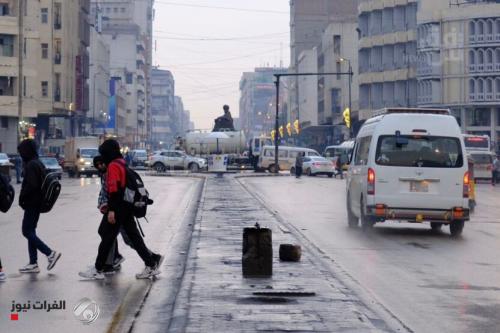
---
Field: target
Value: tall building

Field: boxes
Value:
[357,0,418,119]
[289,0,358,122]
[0,0,90,154]
[90,0,154,148]
[151,68,175,146]
[239,67,287,139]
[417,0,500,149]
[175,96,191,135]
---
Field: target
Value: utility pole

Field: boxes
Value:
[17,0,24,142]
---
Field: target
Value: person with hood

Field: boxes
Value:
[17,139,61,274]
[79,139,162,280]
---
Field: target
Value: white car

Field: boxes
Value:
[346,108,469,237]
[0,153,11,166]
[299,156,335,177]
[149,150,206,172]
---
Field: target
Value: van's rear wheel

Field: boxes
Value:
[360,197,374,231]
[346,194,359,228]
[430,222,443,232]
[450,220,464,237]
[269,164,279,173]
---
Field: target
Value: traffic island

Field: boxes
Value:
[132,174,399,332]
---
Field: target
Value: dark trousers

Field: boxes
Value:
[493,171,498,184]
[95,210,155,271]
[0,258,2,269]
[22,208,52,265]
[295,166,303,178]
[98,215,138,266]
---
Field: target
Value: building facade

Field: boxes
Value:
[151,68,175,146]
[239,67,287,139]
[417,0,500,150]
[90,0,153,148]
[358,0,418,120]
[0,0,90,154]
[289,0,358,123]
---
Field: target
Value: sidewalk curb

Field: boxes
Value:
[237,176,413,333]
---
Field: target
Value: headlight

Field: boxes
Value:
[84,161,91,166]
[79,158,85,163]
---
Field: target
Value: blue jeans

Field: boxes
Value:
[22,209,52,264]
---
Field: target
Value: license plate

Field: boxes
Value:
[410,181,429,193]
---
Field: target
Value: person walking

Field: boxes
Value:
[79,139,162,280]
[14,154,22,184]
[493,155,500,185]
[17,139,61,274]
[295,152,304,178]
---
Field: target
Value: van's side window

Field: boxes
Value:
[354,136,372,166]
[278,150,288,158]
[264,150,274,157]
[289,151,298,158]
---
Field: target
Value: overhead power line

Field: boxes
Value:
[154,30,288,41]
[154,1,289,14]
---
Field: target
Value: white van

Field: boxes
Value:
[346,108,469,236]
[468,151,494,180]
[258,146,320,173]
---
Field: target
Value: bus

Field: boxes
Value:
[462,134,490,152]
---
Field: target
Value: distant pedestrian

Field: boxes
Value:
[0,259,5,282]
[124,151,132,166]
[493,155,500,185]
[14,154,22,184]
[79,139,162,280]
[17,139,61,274]
[295,152,304,178]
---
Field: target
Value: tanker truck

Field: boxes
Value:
[180,130,272,171]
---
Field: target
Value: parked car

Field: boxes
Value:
[40,157,63,180]
[0,153,12,167]
[346,108,469,237]
[149,150,206,172]
[131,149,148,167]
[296,156,335,177]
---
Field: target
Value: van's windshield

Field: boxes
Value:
[375,135,463,168]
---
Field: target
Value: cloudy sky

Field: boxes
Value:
[153,0,290,129]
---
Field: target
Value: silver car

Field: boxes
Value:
[302,156,335,177]
[149,150,206,172]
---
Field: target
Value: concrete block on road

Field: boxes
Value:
[279,244,302,262]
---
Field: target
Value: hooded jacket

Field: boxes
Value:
[18,139,45,209]
[99,140,126,211]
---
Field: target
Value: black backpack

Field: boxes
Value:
[123,166,153,218]
[39,164,61,213]
[0,173,14,213]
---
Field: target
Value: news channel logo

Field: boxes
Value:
[73,298,100,325]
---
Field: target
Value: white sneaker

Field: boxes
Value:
[47,251,62,271]
[0,271,6,281]
[19,264,40,274]
[78,267,105,280]
[135,266,160,279]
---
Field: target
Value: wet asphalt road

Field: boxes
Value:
[242,176,500,333]
[0,175,200,333]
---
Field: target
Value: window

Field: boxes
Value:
[41,81,48,97]
[121,7,126,13]
[375,135,463,168]
[264,149,274,157]
[126,73,133,84]
[23,76,26,97]
[354,136,372,166]
[278,150,288,158]
[113,7,118,13]
[1,117,7,129]
[41,8,48,24]
[333,35,341,56]
[41,43,48,59]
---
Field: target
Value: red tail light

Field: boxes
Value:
[463,171,469,198]
[367,168,375,195]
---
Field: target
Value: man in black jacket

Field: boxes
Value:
[17,139,61,273]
